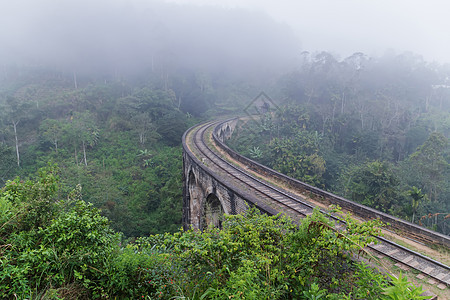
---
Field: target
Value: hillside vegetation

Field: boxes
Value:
[1,164,429,299]
[228,52,450,234]
[0,49,448,298]
[0,68,198,237]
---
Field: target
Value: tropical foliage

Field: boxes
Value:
[0,167,425,299]
[228,51,450,234]
[0,48,447,298]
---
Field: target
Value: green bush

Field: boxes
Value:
[102,207,390,299]
[382,273,428,300]
[0,165,426,299]
[0,165,120,299]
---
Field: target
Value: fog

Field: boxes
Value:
[0,0,300,77]
[169,0,450,64]
[1,0,450,79]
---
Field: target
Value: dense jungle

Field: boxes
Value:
[0,0,449,298]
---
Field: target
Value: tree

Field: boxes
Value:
[0,143,15,185]
[409,132,449,202]
[69,112,99,166]
[408,186,427,224]
[1,96,32,167]
[40,119,64,153]
[347,161,402,213]
[130,112,160,146]
[155,111,188,146]
[0,164,120,298]
[270,129,326,186]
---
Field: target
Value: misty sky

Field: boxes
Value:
[1,0,450,71]
[169,0,450,63]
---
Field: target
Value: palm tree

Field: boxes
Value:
[408,186,427,224]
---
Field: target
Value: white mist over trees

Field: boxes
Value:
[0,2,449,297]
[0,0,300,78]
[0,0,449,237]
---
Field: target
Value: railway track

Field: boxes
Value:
[187,120,450,289]
[192,121,315,219]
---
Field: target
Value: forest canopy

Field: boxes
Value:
[0,1,448,298]
[1,43,449,236]
[227,51,450,234]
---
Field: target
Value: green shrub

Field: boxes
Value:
[0,165,425,299]
[382,273,428,300]
[0,165,120,299]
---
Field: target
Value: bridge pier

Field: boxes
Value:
[182,119,450,290]
[182,145,248,231]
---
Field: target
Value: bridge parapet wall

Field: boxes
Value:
[212,119,450,249]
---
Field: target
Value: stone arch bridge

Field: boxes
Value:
[182,118,450,289]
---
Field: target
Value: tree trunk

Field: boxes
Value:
[82,140,87,166]
[73,71,78,89]
[12,120,20,167]
[307,88,314,104]
[341,91,345,114]
[321,116,328,135]
[360,112,364,129]
[74,145,79,165]
[331,100,336,133]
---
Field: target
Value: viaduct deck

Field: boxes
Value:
[182,118,450,295]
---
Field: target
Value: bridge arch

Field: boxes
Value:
[217,127,229,141]
[223,124,232,140]
[201,193,224,230]
[187,170,205,230]
[216,120,237,142]
[182,119,450,286]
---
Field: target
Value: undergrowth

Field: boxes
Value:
[0,164,427,299]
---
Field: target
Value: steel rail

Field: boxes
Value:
[186,119,450,287]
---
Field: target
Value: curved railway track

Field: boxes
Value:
[186,119,450,289]
[192,121,315,219]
